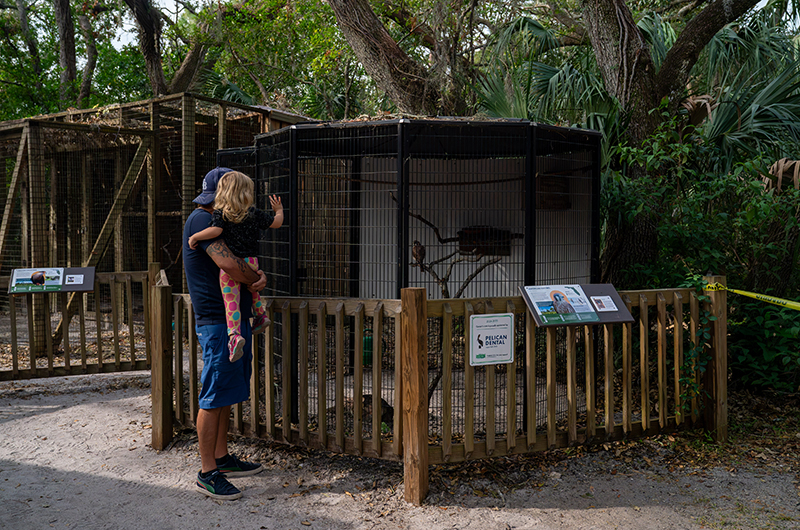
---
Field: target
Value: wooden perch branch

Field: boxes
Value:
[454,257,502,298]
[390,192,458,244]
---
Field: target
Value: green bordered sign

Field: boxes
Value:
[520,284,600,326]
[8,267,95,294]
[520,284,633,327]
[469,313,514,366]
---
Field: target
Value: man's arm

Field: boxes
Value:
[205,239,264,288]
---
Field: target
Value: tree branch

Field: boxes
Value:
[166,40,208,93]
[228,46,271,104]
[454,257,502,298]
[656,0,760,109]
[378,0,437,50]
[77,14,97,108]
[390,192,459,244]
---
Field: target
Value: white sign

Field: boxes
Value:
[65,274,84,285]
[590,295,618,312]
[469,313,514,366]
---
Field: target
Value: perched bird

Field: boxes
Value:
[552,292,576,314]
[412,240,426,269]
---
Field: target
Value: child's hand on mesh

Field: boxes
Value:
[269,195,283,213]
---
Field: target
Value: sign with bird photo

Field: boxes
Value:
[520,284,599,326]
[8,267,95,294]
[469,313,514,366]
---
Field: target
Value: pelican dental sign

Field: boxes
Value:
[469,313,514,366]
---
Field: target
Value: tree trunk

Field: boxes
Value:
[580,0,760,286]
[16,0,42,95]
[124,0,168,96]
[77,15,97,109]
[53,0,77,106]
[328,0,439,115]
[166,42,208,94]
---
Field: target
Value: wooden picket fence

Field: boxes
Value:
[0,263,728,505]
[0,269,154,380]
[151,275,728,505]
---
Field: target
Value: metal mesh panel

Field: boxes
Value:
[534,126,599,285]
[406,122,527,299]
[0,129,28,279]
[254,137,292,297]
[294,124,399,298]
[0,95,279,293]
[0,125,148,276]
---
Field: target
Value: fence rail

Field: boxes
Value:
[0,270,152,381]
[153,276,727,505]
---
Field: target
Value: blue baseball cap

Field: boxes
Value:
[193,167,232,205]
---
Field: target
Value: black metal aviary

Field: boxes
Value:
[222,118,601,299]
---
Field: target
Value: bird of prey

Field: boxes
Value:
[412,240,426,269]
[552,292,576,314]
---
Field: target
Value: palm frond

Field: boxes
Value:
[637,13,677,71]
[701,60,800,171]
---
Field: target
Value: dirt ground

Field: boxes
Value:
[1,372,799,530]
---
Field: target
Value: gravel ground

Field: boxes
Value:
[1,372,798,530]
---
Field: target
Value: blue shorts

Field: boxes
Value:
[196,321,252,410]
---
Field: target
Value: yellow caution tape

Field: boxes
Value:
[706,283,800,311]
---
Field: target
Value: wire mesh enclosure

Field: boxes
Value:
[231,118,601,299]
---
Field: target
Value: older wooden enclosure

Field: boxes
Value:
[0,94,305,363]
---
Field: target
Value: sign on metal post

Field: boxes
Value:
[469,313,514,366]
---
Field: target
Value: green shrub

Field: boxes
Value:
[728,299,800,393]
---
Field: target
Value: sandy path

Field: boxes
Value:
[1,373,797,530]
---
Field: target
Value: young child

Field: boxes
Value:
[189,170,284,362]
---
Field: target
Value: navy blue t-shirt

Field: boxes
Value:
[183,208,253,325]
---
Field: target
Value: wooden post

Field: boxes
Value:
[182,94,196,294]
[150,263,173,450]
[148,103,160,265]
[28,122,48,357]
[400,287,428,505]
[703,275,727,443]
[218,103,227,150]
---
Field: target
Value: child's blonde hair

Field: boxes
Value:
[215,171,254,224]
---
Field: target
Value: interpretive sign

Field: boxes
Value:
[8,267,95,294]
[520,283,633,327]
[520,284,598,326]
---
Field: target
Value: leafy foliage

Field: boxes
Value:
[729,301,800,393]
[605,105,800,393]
